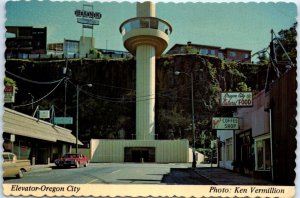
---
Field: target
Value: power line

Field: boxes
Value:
[5,70,65,85]
[12,78,65,108]
[67,78,204,104]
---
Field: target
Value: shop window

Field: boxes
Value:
[256,138,271,170]
[210,49,215,55]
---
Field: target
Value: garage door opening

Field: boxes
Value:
[124,147,155,162]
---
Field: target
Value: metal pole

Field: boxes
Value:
[269,109,274,181]
[64,79,68,117]
[76,85,79,153]
[191,73,196,168]
[64,79,68,128]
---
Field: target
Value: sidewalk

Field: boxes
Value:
[193,167,274,185]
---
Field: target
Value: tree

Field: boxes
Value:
[4,76,17,88]
[275,22,297,64]
[257,51,268,64]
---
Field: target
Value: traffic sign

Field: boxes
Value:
[39,110,50,119]
[54,117,73,125]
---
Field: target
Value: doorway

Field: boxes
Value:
[124,147,155,162]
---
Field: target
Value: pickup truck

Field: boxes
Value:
[3,152,31,178]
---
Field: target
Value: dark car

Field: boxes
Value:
[54,153,89,168]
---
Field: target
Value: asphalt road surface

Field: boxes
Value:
[3,163,214,185]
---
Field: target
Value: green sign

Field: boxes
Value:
[39,110,50,119]
[212,117,239,130]
[54,117,73,125]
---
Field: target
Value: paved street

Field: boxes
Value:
[4,163,192,184]
[4,163,274,185]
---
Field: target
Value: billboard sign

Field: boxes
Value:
[75,9,102,19]
[220,92,253,107]
[54,117,73,125]
[212,117,239,130]
[77,18,99,25]
[4,86,15,103]
[75,8,101,27]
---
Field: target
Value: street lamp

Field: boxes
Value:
[175,71,196,168]
[76,83,92,153]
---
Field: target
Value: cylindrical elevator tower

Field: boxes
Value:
[119,1,172,140]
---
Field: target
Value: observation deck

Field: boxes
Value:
[119,17,172,56]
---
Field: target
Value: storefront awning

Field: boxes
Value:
[3,107,83,145]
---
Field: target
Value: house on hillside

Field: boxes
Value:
[222,48,251,63]
[166,41,251,63]
[167,42,221,58]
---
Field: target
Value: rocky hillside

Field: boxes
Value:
[5,54,268,144]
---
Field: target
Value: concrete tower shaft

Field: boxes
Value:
[137,1,155,17]
[119,1,172,140]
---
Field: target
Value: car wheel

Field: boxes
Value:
[17,169,24,178]
[75,161,80,168]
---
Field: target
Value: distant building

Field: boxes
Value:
[96,48,132,59]
[167,41,251,63]
[48,39,80,58]
[167,42,222,57]
[5,26,47,58]
[47,43,64,55]
[222,48,251,63]
[48,40,131,59]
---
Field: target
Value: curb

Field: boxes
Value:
[30,167,53,174]
[191,168,218,185]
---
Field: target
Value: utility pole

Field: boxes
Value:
[175,71,196,168]
[76,83,92,153]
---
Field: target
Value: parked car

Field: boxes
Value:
[3,152,31,178]
[54,153,89,168]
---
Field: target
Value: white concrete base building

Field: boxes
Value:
[90,139,189,163]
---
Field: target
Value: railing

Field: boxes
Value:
[119,17,172,36]
[5,52,133,60]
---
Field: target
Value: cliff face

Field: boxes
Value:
[5,55,266,142]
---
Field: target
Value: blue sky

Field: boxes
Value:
[4,1,298,57]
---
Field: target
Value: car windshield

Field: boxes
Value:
[3,154,10,162]
[63,154,80,158]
